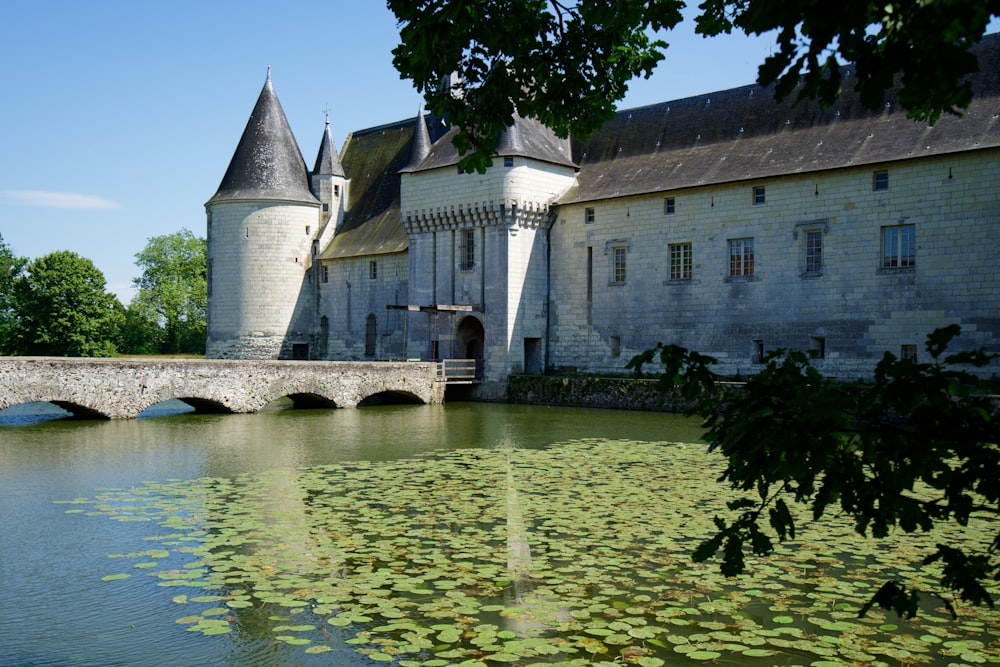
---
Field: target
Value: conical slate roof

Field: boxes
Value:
[313,117,345,177]
[399,108,431,172]
[208,72,318,204]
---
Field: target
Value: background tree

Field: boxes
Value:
[389,0,999,171]
[629,327,1000,617]
[0,234,26,354]
[130,229,206,355]
[11,250,122,357]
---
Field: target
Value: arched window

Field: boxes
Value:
[365,314,377,357]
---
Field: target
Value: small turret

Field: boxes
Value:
[311,115,347,239]
[400,107,432,172]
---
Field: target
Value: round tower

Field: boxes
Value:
[205,72,320,359]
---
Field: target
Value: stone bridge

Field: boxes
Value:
[0,357,444,419]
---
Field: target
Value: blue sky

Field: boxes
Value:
[0,1,796,301]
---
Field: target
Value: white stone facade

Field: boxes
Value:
[206,200,319,359]
[548,151,1000,378]
[210,51,1000,391]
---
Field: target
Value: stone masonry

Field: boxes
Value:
[0,358,443,419]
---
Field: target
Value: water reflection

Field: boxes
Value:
[0,400,702,667]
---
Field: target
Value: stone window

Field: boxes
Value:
[206,259,213,297]
[669,242,692,281]
[811,335,826,359]
[605,239,630,285]
[729,237,755,277]
[753,185,766,205]
[334,184,340,197]
[610,335,621,357]
[504,156,514,167]
[901,343,918,361]
[805,230,823,274]
[754,339,765,363]
[365,314,377,357]
[585,207,595,224]
[664,197,675,215]
[321,264,329,283]
[873,169,889,191]
[459,229,475,271]
[881,224,915,268]
[369,260,378,279]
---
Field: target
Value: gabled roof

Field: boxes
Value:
[409,114,576,171]
[559,33,1000,205]
[208,73,318,205]
[313,118,345,177]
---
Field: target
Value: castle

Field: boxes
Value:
[206,37,1000,397]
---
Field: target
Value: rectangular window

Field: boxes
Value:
[669,242,692,281]
[369,260,377,279]
[881,224,915,268]
[729,238,755,277]
[459,228,475,271]
[612,246,627,284]
[805,230,823,274]
[873,169,889,191]
[664,197,675,215]
[321,264,329,283]
[901,343,918,361]
[503,156,514,167]
[610,335,621,358]
[334,184,340,197]
[585,207,595,224]
[753,185,766,205]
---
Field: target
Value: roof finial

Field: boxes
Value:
[266,65,271,82]
[323,102,331,125]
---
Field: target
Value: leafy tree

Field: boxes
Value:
[130,229,206,355]
[389,0,999,171]
[628,326,1000,618]
[0,234,26,354]
[11,250,122,357]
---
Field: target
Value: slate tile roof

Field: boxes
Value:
[559,33,1000,205]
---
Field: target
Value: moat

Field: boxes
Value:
[2,400,997,666]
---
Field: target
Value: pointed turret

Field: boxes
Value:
[400,108,432,172]
[313,116,345,177]
[208,71,318,204]
[311,114,349,237]
[205,71,321,361]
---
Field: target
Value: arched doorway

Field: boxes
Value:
[455,316,484,360]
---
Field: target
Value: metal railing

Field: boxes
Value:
[436,358,482,384]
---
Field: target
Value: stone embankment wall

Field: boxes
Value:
[506,375,686,412]
[0,357,442,419]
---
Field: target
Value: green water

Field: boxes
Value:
[0,400,700,666]
[1,400,997,666]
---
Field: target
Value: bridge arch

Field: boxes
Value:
[0,358,443,419]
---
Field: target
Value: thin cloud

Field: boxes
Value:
[0,189,123,210]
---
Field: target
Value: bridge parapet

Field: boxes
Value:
[0,357,443,419]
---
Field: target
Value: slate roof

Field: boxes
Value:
[313,118,345,177]
[410,114,576,171]
[558,33,1000,205]
[318,119,417,259]
[208,73,318,205]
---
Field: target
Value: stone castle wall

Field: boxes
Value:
[547,149,1000,379]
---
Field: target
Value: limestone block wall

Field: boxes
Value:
[319,252,408,360]
[401,157,576,217]
[548,149,1000,378]
[206,200,319,359]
